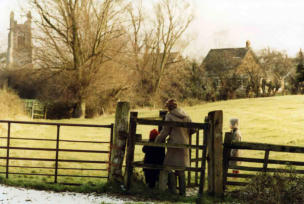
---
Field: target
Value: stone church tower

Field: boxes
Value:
[7,11,32,69]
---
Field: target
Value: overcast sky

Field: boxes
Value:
[1,0,304,60]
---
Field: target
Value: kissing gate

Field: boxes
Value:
[117,105,224,197]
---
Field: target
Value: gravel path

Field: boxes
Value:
[0,184,130,204]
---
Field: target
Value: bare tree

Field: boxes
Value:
[126,0,193,104]
[258,48,293,95]
[29,0,126,117]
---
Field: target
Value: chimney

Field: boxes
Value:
[246,40,251,48]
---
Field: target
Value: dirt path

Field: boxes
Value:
[0,184,130,204]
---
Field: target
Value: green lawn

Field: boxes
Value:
[0,95,304,190]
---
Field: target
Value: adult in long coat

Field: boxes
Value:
[155,99,192,195]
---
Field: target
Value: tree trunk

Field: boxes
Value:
[72,100,86,118]
[80,101,86,118]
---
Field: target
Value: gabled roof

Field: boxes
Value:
[203,48,249,71]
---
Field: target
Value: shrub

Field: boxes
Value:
[234,169,304,204]
[0,88,27,120]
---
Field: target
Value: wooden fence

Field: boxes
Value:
[0,120,113,185]
[223,132,304,189]
[124,110,224,197]
[23,99,47,119]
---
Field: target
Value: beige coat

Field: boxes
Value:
[155,108,192,167]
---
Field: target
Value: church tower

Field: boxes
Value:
[7,11,32,69]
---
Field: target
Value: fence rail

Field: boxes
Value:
[135,139,206,150]
[0,120,114,185]
[136,118,208,129]
[223,132,304,189]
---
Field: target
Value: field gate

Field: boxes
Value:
[0,120,114,185]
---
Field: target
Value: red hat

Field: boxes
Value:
[149,129,159,140]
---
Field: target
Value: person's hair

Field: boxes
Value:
[230,118,239,128]
[165,99,177,111]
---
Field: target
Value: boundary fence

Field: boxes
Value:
[0,120,113,185]
[223,132,304,189]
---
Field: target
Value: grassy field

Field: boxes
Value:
[0,95,304,190]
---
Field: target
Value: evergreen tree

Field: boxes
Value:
[296,49,304,83]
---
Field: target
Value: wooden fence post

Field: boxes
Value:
[223,132,233,191]
[109,102,130,182]
[263,150,270,172]
[207,110,223,197]
[124,112,138,189]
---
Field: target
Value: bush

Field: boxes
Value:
[0,88,27,120]
[233,169,304,204]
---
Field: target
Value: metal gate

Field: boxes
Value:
[0,120,113,185]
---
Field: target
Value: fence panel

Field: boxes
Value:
[0,120,114,185]
[223,132,304,190]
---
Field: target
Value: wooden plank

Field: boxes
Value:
[229,165,263,171]
[223,132,233,191]
[230,157,264,163]
[226,181,249,186]
[191,158,203,162]
[263,150,270,172]
[125,112,137,189]
[132,161,201,172]
[188,133,192,185]
[198,118,208,196]
[108,124,114,180]
[265,168,304,174]
[229,165,304,174]
[230,157,304,166]
[227,173,255,178]
[109,102,130,182]
[136,140,205,150]
[195,131,199,185]
[136,119,208,129]
[226,142,304,153]
[142,116,162,120]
